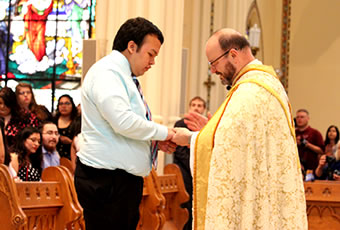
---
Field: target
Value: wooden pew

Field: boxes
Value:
[137,168,166,230]
[159,164,190,230]
[60,157,74,175]
[0,164,84,230]
[45,165,85,229]
[304,180,340,230]
[0,163,188,230]
[138,164,189,230]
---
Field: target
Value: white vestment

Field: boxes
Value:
[193,60,307,230]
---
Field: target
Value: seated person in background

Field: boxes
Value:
[40,121,60,170]
[15,83,52,122]
[70,115,81,172]
[173,96,206,230]
[295,109,324,171]
[0,117,6,164]
[315,144,340,181]
[53,94,78,160]
[9,127,42,181]
[324,125,339,156]
[0,87,39,152]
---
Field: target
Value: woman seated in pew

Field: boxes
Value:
[9,127,43,181]
[15,82,52,122]
[315,144,340,181]
[53,95,79,160]
[324,125,339,156]
[0,87,39,152]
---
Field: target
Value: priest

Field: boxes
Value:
[172,28,307,230]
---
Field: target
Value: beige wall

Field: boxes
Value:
[94,0,184,125]
[181,0,282,114]
[182,0,340,136]
[256,0,281,67]
[289,0,340,135]
[182,0,255,114]
[83,0,340,170]
[90,0,340,149]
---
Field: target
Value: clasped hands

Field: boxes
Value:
[158,111,211,154]
[158,127,192,154]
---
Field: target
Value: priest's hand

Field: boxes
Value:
[171,128,193,146]
[158,140,177,154]
[184,111,212,131]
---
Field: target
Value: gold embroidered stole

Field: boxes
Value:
[193,64,298,230]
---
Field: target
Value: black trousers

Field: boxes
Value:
[74,159,143,230]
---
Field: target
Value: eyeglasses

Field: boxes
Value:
[208,48,232,66]
[43,131,60,136]
[59,102,71,106]
[28,137,41,144]
[18,91,31,95]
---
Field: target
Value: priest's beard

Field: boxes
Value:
[216,61,236,85]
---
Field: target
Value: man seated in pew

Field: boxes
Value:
[40,121,60,170]
[315,144,340,181]
[9,126,42,181]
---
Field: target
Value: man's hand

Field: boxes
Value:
[171,127,193,146]
[184,111,212,131]
[166,128,176,140]
[158,140,177,154]
[296,135,301,146]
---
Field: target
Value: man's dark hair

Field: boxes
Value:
[216,31,250,51]
[189,96,206,109]
[39,121,56,133]
[112,17,164,52]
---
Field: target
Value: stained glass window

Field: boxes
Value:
[0,0,96,110]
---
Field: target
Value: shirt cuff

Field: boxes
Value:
[153,123,169,141]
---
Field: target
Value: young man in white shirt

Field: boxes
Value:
[75,17,176,230]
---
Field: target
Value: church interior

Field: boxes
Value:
[0,0,340,229]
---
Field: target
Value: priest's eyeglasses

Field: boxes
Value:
[208,49,231,66]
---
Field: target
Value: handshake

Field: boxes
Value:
[158,111,212,154]
[158,127,193,154]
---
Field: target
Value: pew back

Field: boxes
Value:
[304,180,340,230]
[138,164,189,230]
[137,168,166,230]
[1,163,188,230]
[160,164,189,230]
[0,165,83,230]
